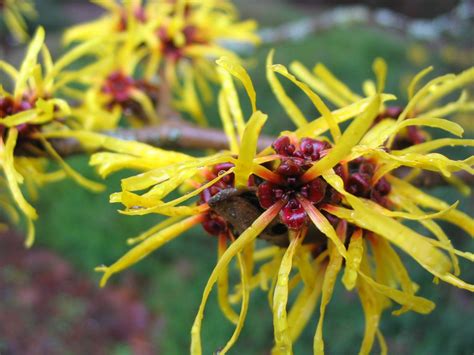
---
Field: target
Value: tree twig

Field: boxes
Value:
[50,119,275,155]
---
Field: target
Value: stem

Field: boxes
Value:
[49,119,275,156]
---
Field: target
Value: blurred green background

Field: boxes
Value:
[1,0,473,354]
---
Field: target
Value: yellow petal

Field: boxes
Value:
[301,95,381,182]
[342,229,364,290]
[217,235,240,325]
[416,67,474,112]
[293,94,396,140]
[357,262,382,355]
[358,271,435,314]
[272,62,341,142]
[218,90,239,154]
[234,110,268,187]
[191,201,284,355]
[290,61,348,107]
[372,57,387,93]
[287,266,324,342]
[39,136,105,192]
[314,240,343,355]
[219,240,250,354]
[216,56,257,112]
[323,172,453,276]
[407,66,433,99]
[272,230,304,355]
[15,27,45,99]
[127,216,184,245]
[388,176,474,237]
[313,63,361,103]
[266,50,307,128]
[3,128,38,220]
[299,197,347,258]
[96,214,204,287]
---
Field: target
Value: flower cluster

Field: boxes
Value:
[63,0,260,127]
[0,27,106,246]
[91,55,474,354]
[1,0,259,246]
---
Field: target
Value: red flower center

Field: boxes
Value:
[101,72,159,121]
[117,6,147,32]
[256,136,331,230]
[157,25,205,62]
[376,106,426,149]
[198,163,235,236]
[0,95,39,140]
[255,136,393,231]
[102,72,135,104]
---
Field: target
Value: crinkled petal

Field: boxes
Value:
[191,201,284,355]
[96,214,204,287]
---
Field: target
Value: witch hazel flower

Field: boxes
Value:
[1,27,105,246]
[90,54,474,355]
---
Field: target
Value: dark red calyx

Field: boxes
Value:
[257,181,277,209]
[157,27,181,61]
[213,162,234,175]
[102,72,135,103]
[375,106,403,122]
[344,157,392,207]
[198,163,235,203]
[299,178,327,204]
[375,177,391,195]
[0,97,14,117]
[272,136,295,156]
[406,126,426,145]
[201,212,228,236]
[198,163,236,236]
[324,211,340,227]
[276,158,304,176]
[280,199,307,230]
[300,138,330,161]
[157,25,203,62]
[1,96,40,141]
[346,172,371,196]
[0,96,36,118]
[16,123,38,136]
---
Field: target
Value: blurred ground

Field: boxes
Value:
[1,1,474,354]
[0,231,161,355]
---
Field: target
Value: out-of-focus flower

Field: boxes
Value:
[68,41,161,130]
[64,0,260,126]
[0,0,36,43]
[63,0,148,45]
[92,55,474,354]
[0,27,105,246]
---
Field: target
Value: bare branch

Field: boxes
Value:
[48,121,473,188]
[50,119,275,155]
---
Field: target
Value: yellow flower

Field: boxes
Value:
[92,55,473,355]
[64,0,260,126]
[67,41,160,130]
[0,27,105,246]
[63,0,148,45]
[0,0,36,43]
[147,0,260,124]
